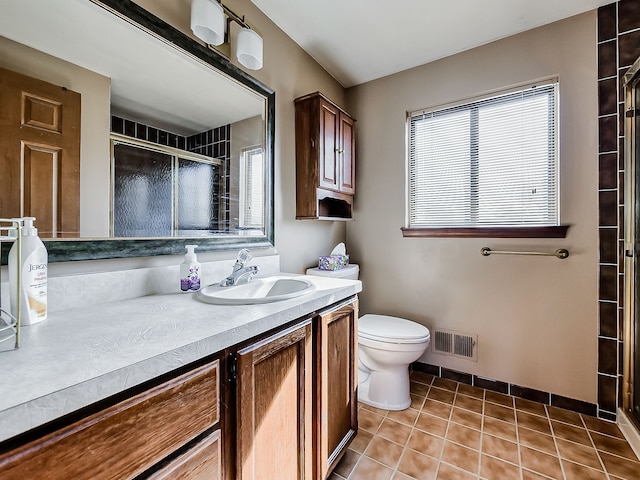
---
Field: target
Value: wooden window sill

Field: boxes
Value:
[401,225,569,238]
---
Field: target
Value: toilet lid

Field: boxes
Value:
[359,314,430,344]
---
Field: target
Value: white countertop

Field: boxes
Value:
[0,274,361,442]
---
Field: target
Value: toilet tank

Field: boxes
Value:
[306,264,360,280]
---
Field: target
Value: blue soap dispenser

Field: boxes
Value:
[180,245,201,292]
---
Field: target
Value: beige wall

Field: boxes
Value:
[134,0,349,274]
[346,12,599,403]
[0,36,111,237]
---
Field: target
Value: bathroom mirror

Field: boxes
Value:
[0,0,274,262]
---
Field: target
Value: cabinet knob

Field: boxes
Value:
[335,148,344,154]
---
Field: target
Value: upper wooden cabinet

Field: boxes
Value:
[295,92,356,220]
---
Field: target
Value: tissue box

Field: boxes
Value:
[318,255,349,271]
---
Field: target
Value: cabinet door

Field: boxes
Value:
[315,299,358,479]
[339,113,355,195]
[318,99,340,192]
[146,431,221,480]
[236,320,313,480]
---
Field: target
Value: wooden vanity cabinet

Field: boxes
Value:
[314,298,359,479]
[295,92,356,220]
[0,296,359,480]
[0,360,222,480]
[234,319,314,480]
[231,299,358,480]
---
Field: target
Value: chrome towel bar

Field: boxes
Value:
[480,247,569,259]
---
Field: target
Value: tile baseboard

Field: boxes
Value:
[412,361,598,418]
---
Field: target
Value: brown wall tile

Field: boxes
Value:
[441,368,473,385]
[599,115,619,152]
[598,374,617,413]
[619,0,640,34]
[618,373,625,405]
[619,29,640,68]
[599,301,618,338]
[599,3,617,42]
[550,394,598,416]
[599,191,618,226]
[510,385,550,404]
[599,153,618,189]
[599,228,618,264]
[619,274,625,308]
[474,376,509,394]
[599,265,618,301]
[598,337,618,375]
[619,171,625,203]
[599,40,618,79]
[599,77,618,115]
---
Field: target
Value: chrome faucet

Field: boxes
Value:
[220,249,259,287]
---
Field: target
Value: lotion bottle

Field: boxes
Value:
[8,217,48,325]
[180,245,201,292]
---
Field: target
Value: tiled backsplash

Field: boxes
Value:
[1,255,280,314]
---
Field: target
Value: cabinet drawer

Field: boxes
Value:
[147,430,221,480]
[0,360,219,480]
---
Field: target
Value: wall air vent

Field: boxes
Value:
[432,328,477,361]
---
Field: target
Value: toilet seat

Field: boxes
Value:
[359,314,430,344]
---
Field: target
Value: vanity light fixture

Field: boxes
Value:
[190,0,225,46]
[236,27,263,70]
[190,0,264,70]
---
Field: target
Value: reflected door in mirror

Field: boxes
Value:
[0,67,80,237]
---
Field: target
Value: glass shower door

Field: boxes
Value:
[112,143,173,237]
[627,60,640,428]
[633,79,640,426]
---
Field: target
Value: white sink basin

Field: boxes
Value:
[197,276,315,305]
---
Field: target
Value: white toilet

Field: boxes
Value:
[306,264,431,411]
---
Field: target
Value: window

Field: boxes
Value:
[405,79,564,237]
[239,146,265,229]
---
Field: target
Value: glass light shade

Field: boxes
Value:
[191,0,225,46]
[236,28,263,70]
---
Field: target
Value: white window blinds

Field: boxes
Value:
[407,80,558,228]
[239,147,264,228]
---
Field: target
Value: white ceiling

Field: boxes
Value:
[251,0,612,88]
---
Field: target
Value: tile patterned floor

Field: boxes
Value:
[331,371,640,480]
